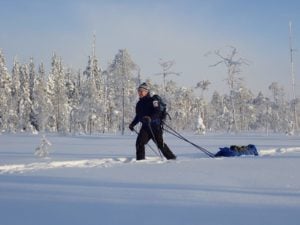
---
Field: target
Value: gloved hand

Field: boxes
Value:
[129,123,134,131]
[142,116,151,124]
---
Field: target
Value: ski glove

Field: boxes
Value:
[142,116,151,124]
[129,123,134,131]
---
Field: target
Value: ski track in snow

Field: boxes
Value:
[259,146,300,156]
[0,157,166,174]
[1,146,300,174]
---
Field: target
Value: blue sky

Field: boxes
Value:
[1,0,300,98]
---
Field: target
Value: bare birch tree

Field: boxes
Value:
[208,46,249,132]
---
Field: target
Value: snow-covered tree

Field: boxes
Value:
[79,56,103,134]
[267,83,291,133]
[28,58,36,102]
[68,69,83,134]
[0,49,12,132]
[18,64,34,132]
[195,80,211,128]
[107,49,137,134]
[269,82,284,105]
[32,62,49,132]
[162,81,196,131]
[253,92,272,132]
[195,80,211,99]
[47,54,69,133]
[210,92,232,131]
[28,58,39,131]
[8,58,21,132]
[234,87,255,131]
[196,114,206,134]
[64,68,79,133]
[34,135,52,158]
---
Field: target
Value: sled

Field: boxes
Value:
[215,144,259,157]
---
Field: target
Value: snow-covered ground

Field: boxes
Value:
[0,132,300,225]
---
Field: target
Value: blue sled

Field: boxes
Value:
[215,144,259,157]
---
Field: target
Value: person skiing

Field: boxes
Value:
[129,82,176,160]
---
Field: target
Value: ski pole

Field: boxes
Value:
[163,122,215,158]
[164,127,215,158]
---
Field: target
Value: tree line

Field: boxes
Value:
[0,48,298,135]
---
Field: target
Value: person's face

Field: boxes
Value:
[138,88,148,98]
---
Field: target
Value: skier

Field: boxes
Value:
[129,82,176,160]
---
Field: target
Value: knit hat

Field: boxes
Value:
[138,82,150,92]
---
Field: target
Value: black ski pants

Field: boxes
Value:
[136,125,176,160]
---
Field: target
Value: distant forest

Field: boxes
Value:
[0,46,298,135]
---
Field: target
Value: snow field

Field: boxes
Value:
[0,132,300,225]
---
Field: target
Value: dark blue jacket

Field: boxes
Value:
[131,94,161,127]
